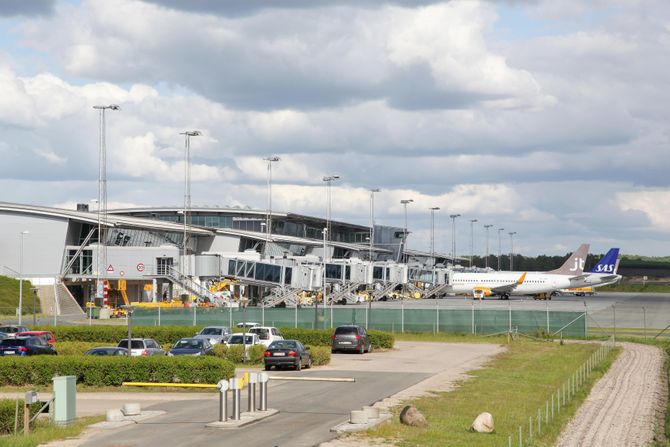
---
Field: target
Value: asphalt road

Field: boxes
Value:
[76,342,500,447]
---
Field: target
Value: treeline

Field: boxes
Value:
[467,254,670,272]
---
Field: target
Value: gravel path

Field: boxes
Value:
[556,342,667,447]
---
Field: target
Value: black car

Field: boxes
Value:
[84,347,129,356]
[168,338,213,356]
[331,325,372,354]
[0,336,57,356]
[264,340,312,371]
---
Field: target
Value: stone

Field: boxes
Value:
[470,412,494,433]
[350,410,368,424]
[399,405,427,427]
[363,406,380,419]
[121,403,141,416]
[106,409,124,422]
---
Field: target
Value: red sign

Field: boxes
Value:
[136,263,145,272]
[106,264,114,273]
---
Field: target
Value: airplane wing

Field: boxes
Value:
[597,274,620,282]
[490,272,527,294]
[569,274,590,283]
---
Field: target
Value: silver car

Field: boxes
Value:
[194,326,232,345]
[117,338,165,356]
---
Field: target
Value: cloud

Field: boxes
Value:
[20,0,551,111]
[0,0,54,17]
[617,190,670,232]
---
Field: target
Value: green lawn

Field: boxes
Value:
[0,275,40,315]
[365,339,618,447]
[0,416,103,447]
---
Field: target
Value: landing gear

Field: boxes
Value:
[500,294,510,300]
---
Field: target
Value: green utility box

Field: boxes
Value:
[52,376,76,426]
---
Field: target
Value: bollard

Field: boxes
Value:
[229,378,241,420]
[248,373,258,413]
[258,372,269,411]
[217,380,229,422]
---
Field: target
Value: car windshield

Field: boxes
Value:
[228,335,254,344]
[200,328,222,335]
[118,340,145,349]
[1,339,26,347]
[250,328,269,339]
[0,327,19,333]
[174,339,203,349]
[335,327,358,335]
[269,340,297,350]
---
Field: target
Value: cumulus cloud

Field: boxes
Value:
[618,190,670,232]
[0,0,54,17]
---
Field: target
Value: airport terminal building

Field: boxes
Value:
[0,202,416,314]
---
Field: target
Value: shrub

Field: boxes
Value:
[368,330,395,349]
[225,345,245,364]
[211,343,228,359]
[34,326,203,347]
[308,346,331,366]
[0,357,234,387]
[56,342,101,356]
[247,344,266,364]
[279,327,395,349]
[0,399,42,435]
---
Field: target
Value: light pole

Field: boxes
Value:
[18,230,28,325]
[429,207,440,267]
[469,219,478,267]
[369,188,380,261]
[322,175,340,258]
[509,231,517,271]
[180,130,201,279]
[484,224,493,268]
[449,214,461,266]
[263,156,280,241]
[93,104,119,318]
[318,228,328,329]
[497,228,505,271]
[400,199,413,261]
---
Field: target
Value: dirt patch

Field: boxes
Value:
[555,342,667,447]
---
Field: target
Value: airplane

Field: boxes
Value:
[559,248,622,294]
[449,244,590,300]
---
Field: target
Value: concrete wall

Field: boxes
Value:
[90,245,180,279]
[0,212,68,278]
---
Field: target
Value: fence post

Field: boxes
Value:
[546,399,549,423]
[546,300,549,333]
[508,300,512,333]
[551,393,554,419]
[529,416,532,440]
[436,301,439,333]
[612,304,616,342]
[471,300,474,335]
[158,305,161,326]
[538,408,541,434]
[193,305,197,326]
[401,301,404,333]
[519,425,523,447]
[643,307,647,340]
[584,301,588,339]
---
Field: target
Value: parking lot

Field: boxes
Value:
[65,341,503,447]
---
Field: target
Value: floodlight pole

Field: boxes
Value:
[509,232,517,271]
[497,228,505,271]
[429,207,440,283]
[469,219,478,267]
[322,175,340,256]
[180,130,201,280]
[484,224,493,268]
[264,156,280,242]
[449,214,461,266]
[400,199,413,262]
[369,188,380,261]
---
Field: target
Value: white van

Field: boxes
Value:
[248,326,284,347]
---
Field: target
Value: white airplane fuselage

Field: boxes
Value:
[450,272,574,296]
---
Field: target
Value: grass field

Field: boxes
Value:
[0,275,40,315]
[599,283,670,293]
[365,338,618,447]
[0,415,103,447]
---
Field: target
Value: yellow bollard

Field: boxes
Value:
[239,377,245,390]
[244,372,249,386]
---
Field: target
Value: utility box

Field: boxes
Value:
[52,376,76,426]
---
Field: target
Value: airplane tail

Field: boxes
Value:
[590,248,620,274]
[548,244,590,275]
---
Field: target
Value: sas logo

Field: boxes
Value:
[594,264,615,273]
[569,257,586,272]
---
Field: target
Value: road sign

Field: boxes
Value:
[136,263,145,273]
[107,264,114,273]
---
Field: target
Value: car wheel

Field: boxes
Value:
[264,365,272,371]
[359,344,365,354]
[296,359,302,371]
[306,357,312,369]
[367,344,373,354]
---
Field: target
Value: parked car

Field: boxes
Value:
[0,336,57,356]
[85,347,129,356]
[248,326,284,347]
[17,331,55,345]
[117,338,165,356]
[236,322,260,330]
[194,326,232,345]
[264,340,312,371]
[225,333,261,348]
[0,325,30,337]
[0,332,8,340]
[331,325,372,354]
[168,338,213,356]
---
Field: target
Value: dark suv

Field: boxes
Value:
[0,336,57,356]
[331,325,372,354]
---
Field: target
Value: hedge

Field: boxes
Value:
[0,399,42,435]
[278,328,395,349]
[35,325,395,350]
[308,346,331,366]
[0,356,235,387]
[56,342,102,356]
[35,326,202,347]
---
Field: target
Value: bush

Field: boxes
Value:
[0,399,42,435]
[308,346,331,366]
[211,343,228,359]
[279,327,395,349]
[225,345,245,364]
[0,356,235,387]
[56,342,101,356]
[247,344,266,364]
[34,326,203,347]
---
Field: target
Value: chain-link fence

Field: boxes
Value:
[129,305,587,337]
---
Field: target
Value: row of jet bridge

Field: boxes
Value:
[193,244,620,306]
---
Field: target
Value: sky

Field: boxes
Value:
[0,0,669,257]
